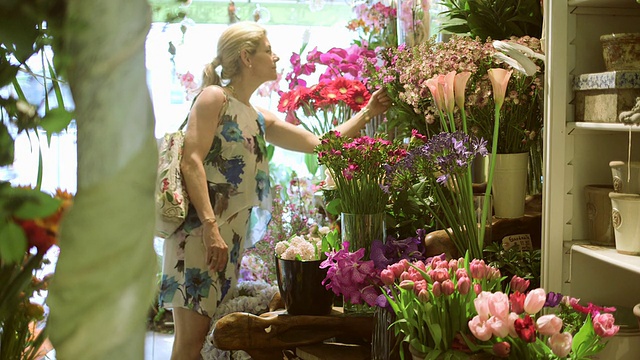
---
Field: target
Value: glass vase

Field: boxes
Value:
[372,307,401,360]
[340,212,386,316]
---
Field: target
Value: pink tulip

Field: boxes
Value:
[432,281,442,297]
[457,276,471,295]
[425,76,445,112]
[455,268,468,280]
[469,315,493,341]
[414,279,428,293]
[592,312,620,338]
[492,342,511,358]
[454,71,472,110]
[474,283,482,295]
[442,279,455,296]
[474,291,491,321]
[507,312,519,337]
[487,315,510,338]
[524,288,546,314]
[488,292,510,320]
[380,269,395,286]
[442,71,456,115]
[487,68,513,110]
[510,292,526,314]
[469,259,487,279]
[418,288,430,302]
[430,268,450,283]
[510,275,530,293]
[536,314,563,336]
[448,258,459,272]
[399,280,414,290]
[548,332,572,358]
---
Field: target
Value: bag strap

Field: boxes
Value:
[178,88,228,131]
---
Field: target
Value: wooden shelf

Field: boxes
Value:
[568,122,640,134]
[569,0,640,8]
[572,244,640,274]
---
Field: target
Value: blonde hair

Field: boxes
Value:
[201,21,267,89]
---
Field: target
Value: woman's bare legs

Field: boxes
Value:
[170,307,211,360]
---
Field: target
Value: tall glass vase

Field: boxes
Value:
[340,212,386,316]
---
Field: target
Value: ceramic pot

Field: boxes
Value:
[609,192,640,255]
[491,152,529,218]
[601,33,640,71]
[610,161,640,194]
[275,258,334,316]
[584,184,615,246]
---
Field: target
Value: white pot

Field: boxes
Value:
[491,153,529,219]
[609,192,640,255]
[584,184,615,246]
[609,161,640,194]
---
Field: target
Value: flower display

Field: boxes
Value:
[466,288,620,359]
[315,131,407,214]
[368,35,544,154]
[346,1,397,50]
[278,41,377,136]
[379,254,504,358]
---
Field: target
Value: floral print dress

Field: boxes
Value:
[159,90,270,317]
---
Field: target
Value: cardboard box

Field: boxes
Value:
[573,71,640,122]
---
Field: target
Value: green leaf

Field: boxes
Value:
[40,107,73,134]
[304,153,319,177]
[572,315,596,357]
[4,187,61,220]
[266,144,275,162]
[0,122,15,166]
[324,198,342,215]
[0,220,28,263]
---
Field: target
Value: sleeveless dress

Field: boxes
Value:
[159,91,270,317]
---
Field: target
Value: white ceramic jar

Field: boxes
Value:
[609,192,640,255]
[610,160,640,194]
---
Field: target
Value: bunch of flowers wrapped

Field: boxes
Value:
[378,254,504,359]
[466,287,620,359]
[278,41,377,135]
[315,131,407,214]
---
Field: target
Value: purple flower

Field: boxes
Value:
[545,291,564,307]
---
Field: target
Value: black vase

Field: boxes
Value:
[275,257,334,316]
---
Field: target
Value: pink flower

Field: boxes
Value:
[509,292,526,314]
[507,312,519,337]
[487,316,510,338]
[425,75,445,112]
[548,332,572,357]
[509,275,530,293]
[536,314,563,336]
[487,68,513,110]
[592,312,620,338]
[454,71,472,111]
[442,71,456,115]
[457,276,470,295]
[380,269,395,286]
[492,341,511,358]
[469,315,493,341]
[399,280,414,290]
[418,289,430,302]
[469,259,487,279]
[488,292,510,320]
[524,288,546,314]
[474,291,491,321]
[442,279,455,296]
[432,281,442,297]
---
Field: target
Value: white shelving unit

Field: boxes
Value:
[542,0,640,313]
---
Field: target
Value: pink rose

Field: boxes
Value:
[592,313,620,338]
[548,332,572,357]
[536,314,563,336]
[524,288,546,314]
[469,315,493,341]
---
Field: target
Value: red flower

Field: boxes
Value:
[510,291,526,314]
[514,315,537,343]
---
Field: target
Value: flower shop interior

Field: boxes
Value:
[2,0,640,360]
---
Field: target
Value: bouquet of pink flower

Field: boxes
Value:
[466,288,620,359]
[378,254,505,359]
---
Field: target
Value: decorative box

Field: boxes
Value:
[573,71,640,122]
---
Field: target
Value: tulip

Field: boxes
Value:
[507,312,519,337]
[592,312,620,338]
[442,279,455,296]
[414,279,427,293]
[379,269,395,286]
[487,68,513,110]
[399,280,414,290]
[474,283,482,295]
[469,259,487,279]
[418,288,430,302]
[455,268,468,280]
[474,291,491,321]
[524,288,546,314]
[469,315,493,341]
[509,291,526,314]
[487,316,510,338]
[536,314,563,336]
[510,275,530,293]
[488,292,510,320]
[548,332,572,358]
[492,341,511,358]
[514,315,537,343]
[457,276,470,295]
[432,281,442,297]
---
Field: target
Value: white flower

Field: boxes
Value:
[492,40,545,77]
[323,168,335,188]
[318,226,331,235]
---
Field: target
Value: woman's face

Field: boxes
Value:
[249,36,280,82]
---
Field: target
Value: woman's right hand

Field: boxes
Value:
[203,221,228,273]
